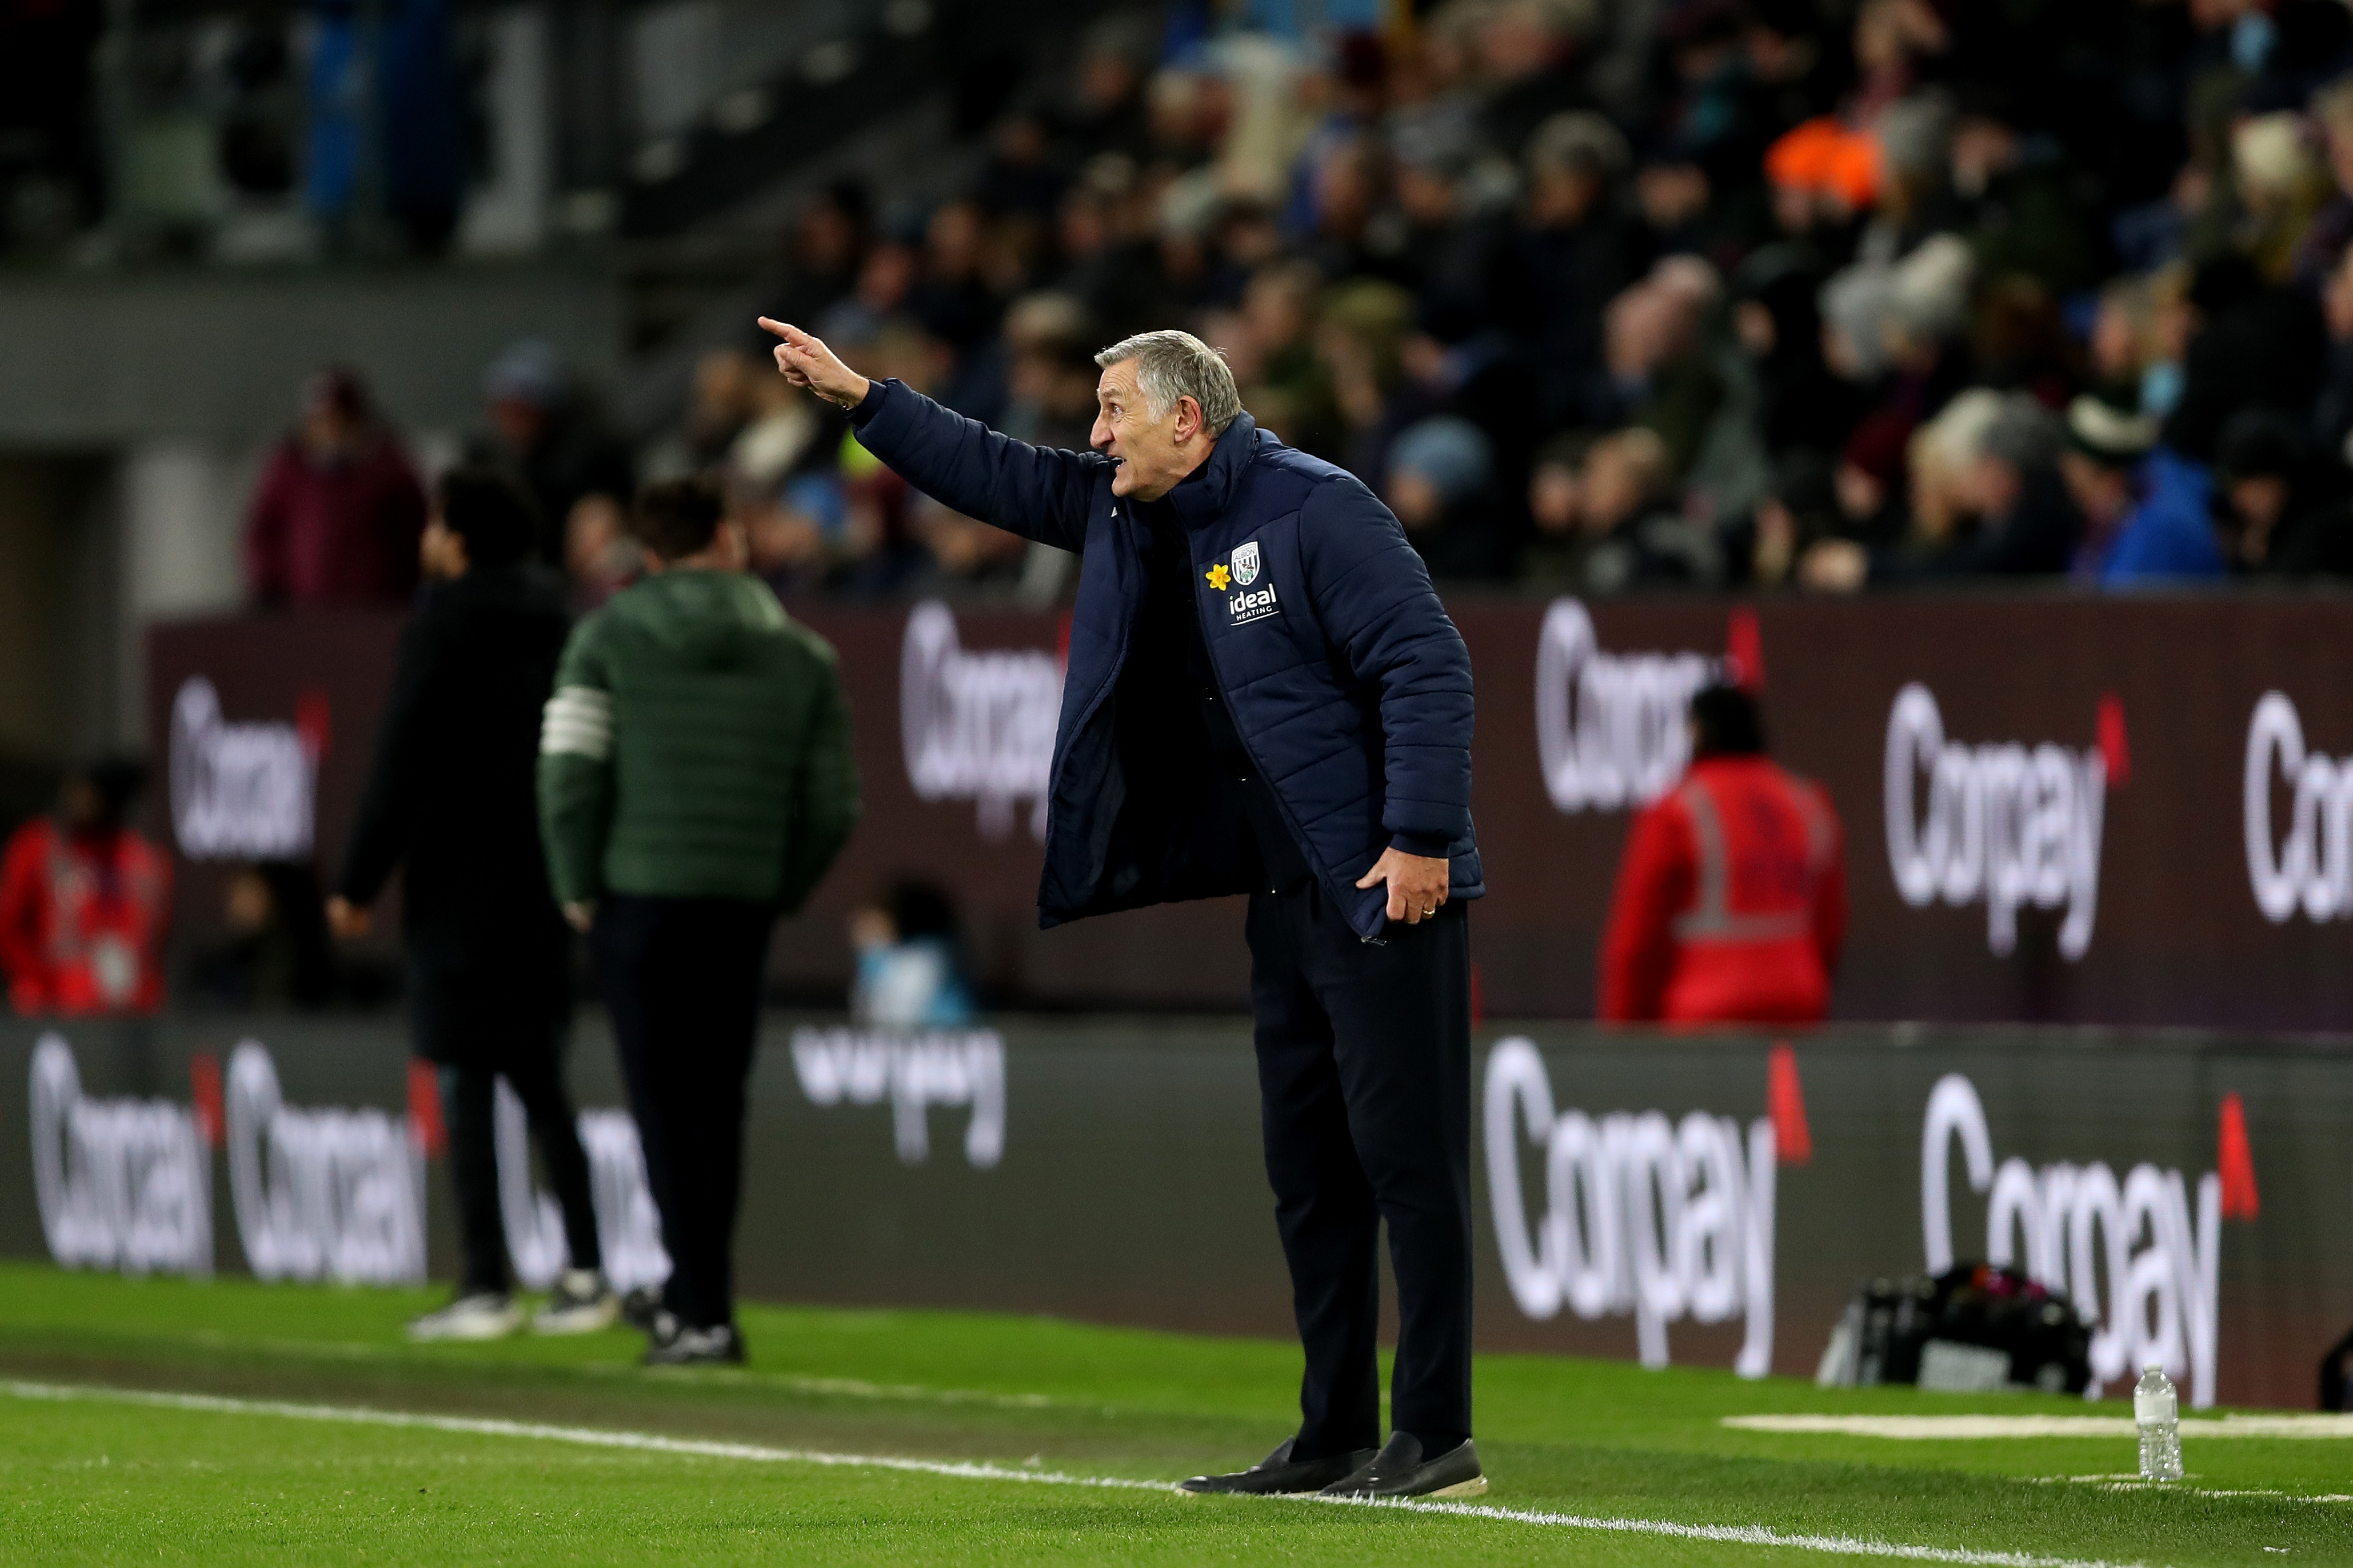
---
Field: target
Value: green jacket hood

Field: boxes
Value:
[605,569,787,669]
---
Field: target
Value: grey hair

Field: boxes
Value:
[1524,110,1630,182]
[1979,393,2063,474]
[1094,329,1243,434]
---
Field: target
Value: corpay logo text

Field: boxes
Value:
[30,1034,212,1279]
[1484,1039,1776,1377]
[1536,598,1720,813]
[2242,691,2353,923]
[170,677,315,861]
[900,602,1061,841]
[1883,683,2108,959]
[1922,1074,2220,1406]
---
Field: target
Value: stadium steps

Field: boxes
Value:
[609,0,1100,438]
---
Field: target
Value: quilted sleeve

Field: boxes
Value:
[536,617,618,907]
[850,379,1101,553]
[1295,475,1476,853]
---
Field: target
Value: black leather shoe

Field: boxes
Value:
[1177,1437,1378,1495]
[1319,1433,1487,1499]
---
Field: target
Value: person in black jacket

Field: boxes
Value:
[765,316,1485,1502]
[329,465,615,1342]
[2214,411,2353,579]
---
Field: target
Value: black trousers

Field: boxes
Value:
[595,893,775,1330]
[440,1046,602,1297]
[1247,879,1474,1454]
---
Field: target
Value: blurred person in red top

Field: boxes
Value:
[0,759,171,1016]
[244,368,428,607]
[1599,685,1846,1025]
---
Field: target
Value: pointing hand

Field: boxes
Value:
[757,318,870,411]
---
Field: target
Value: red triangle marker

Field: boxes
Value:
[1726,607,1767,693]
[1767,1041,1812,1166]
[2096,693,2131,787]
[2217,1092,2259,1220]
[295,687,333,763]
[188,1053,224,1150]
[407,1059,448,1159]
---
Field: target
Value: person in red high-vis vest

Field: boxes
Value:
[0,759,171,1017]
[1599,685,1846,1025]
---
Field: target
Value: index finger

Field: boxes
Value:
[755,317,797,341]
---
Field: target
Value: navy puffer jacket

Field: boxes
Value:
[852,379,1480,939]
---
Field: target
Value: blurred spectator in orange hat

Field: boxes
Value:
[1764,115,1880,235]
[243,367,428,608]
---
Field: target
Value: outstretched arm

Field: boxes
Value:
[758,318,1098,552]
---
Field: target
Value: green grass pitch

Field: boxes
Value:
[0,1262,2342,1565]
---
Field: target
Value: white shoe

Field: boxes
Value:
[408,1292,524,1342]
[533,1269,621,1335]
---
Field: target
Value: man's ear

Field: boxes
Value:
[1175,395,1205,446]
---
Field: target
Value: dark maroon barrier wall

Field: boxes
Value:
[149,592,2353,1029]
[9,1017,2343,1410]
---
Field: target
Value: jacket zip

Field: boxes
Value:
[1186,527,1376,938]
[1042,496,1140,906]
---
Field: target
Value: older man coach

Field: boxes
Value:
[762,315,1484,1499]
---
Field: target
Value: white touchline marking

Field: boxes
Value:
[1,1381,1154,1493]
[165,1329,1065,1410]
[1283,1493,2148,1567]
[2026,1476,2352,1506]
[1725,1414,2353,1441]
[2,1380,2148,1568]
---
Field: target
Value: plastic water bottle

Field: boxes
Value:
[2134,1365,2183,1482]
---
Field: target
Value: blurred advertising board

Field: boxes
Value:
[149,592,2353,1029]
[3,1019,2345,1409]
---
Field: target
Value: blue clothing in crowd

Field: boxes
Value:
[2096,447,2224,587]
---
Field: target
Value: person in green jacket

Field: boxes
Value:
[538,476,858,1365]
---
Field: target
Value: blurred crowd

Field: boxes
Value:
[246,0,2353,605]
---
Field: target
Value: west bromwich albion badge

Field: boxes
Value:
[1232,540,1261,586]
